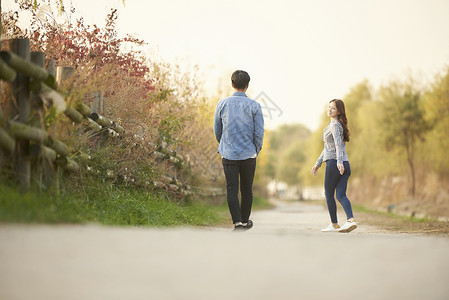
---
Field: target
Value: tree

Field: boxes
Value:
[423,67,449,176]
[298,110,328,186]
[277,140,306,186]
[269,123,310,151]
[264,124,310,182]
[377,80,429,197]
[341,80,373,177]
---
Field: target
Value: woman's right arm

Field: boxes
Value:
[312,148,325,175]
[315,148,324,167]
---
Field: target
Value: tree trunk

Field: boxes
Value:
[405,139,416,197]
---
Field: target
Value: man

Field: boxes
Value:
[213,70,264,231]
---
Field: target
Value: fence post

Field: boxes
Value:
[30,52,45,121]
[30,52,45,124]
[55,66,75,192]
[46,60,55,77]
[31,51,55,189]
[56,66,74,86]
[12,38,31,191]
[91,91,103,114]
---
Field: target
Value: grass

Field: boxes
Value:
[0,177,274,228]
[0,182,220,227]
[253,196,275,210]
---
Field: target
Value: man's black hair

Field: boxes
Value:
[231,70,250,90]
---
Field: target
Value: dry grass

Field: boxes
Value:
[301,200,449,238]
[355,207,449,238]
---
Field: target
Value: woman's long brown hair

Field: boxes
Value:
[330,99,350,142]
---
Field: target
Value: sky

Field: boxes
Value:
[4,0,449,130]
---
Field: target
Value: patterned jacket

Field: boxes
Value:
[315,118,349,166]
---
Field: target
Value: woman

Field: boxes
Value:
[311,99,357,233]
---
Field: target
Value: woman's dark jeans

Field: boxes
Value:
[222,158,257,224]
[324,159,354,224]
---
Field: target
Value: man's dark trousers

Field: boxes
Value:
[222,157,257,224]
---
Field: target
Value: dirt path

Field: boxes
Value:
[1,200,448,300]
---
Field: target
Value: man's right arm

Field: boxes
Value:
[213,101,222,143]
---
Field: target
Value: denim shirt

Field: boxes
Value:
[214,92,264,160]
[315,118,349,167]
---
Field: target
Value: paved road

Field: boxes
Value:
[1,200,448,300]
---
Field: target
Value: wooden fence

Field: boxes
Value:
[0,38,225,198]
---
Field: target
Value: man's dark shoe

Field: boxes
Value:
[233,224,244,231]
[243,220,253,230]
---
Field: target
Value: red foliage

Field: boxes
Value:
[1,3,156,96]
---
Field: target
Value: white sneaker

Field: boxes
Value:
[321,224,340,232]
[339,220,357,233]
